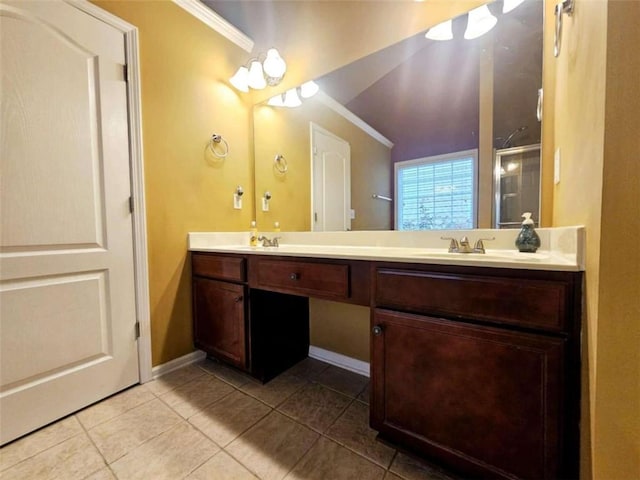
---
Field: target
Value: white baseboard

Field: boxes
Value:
[150,350,207,380]
[309,346,370,378]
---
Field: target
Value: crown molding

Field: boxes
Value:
[172,0,254,53]
[315,91,394,149]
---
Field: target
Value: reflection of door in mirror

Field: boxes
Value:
[253,96,392,232]
[311,124,351,231]
[493,144,541,228]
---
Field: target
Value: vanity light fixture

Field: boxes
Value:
[283,88,302,108]
[502,0,526,14]
[247,60,267,90]
[229,66,249,92]
[230,47,287,92]
[425,19,453,41]
[267,81,319,108]
[299,81,319,98]
[464,5,498,40]
[262,48,287,86]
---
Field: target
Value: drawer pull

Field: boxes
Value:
[234,295,243,303]
[372,325,383,336]
[290,273,299,281]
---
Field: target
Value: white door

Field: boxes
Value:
[0,0,139,444]
[310,123,351,231]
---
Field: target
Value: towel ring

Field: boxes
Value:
[274,154,288,173]
[209,134,229,158]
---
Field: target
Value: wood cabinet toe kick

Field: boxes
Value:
[190,251,582,480]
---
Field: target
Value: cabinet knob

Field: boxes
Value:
[290,273,299,281]
[372,325,383,336]
[234,295,243,303]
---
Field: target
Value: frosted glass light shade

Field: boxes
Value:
[464,5,497,40]
[425,20,453,41]
[267,93,285,107]
[263,48,287,85]
[300,81,319,98]
[247,60,266,89]
[283,88,302,108]
[229,66,249,92]
[503,0,525,13]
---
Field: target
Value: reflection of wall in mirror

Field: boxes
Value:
[253,98,392,231]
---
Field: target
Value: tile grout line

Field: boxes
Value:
[75,415,116,480]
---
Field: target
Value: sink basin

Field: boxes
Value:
[412,250,551,262]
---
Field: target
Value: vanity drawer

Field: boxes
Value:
[375,268,568,332]
[192,253,246,282]
[252,258,349,300]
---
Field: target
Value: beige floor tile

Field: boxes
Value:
[110,422,218,480]
[358,382,371,404]
[389,452,458,480]
[160,374,236,419]
[0,433,104,480]
[384,473,404,480]
[226,411,319,480]
[87,398,182,463]
[189,390,271,446]
[239,373,308,407]
[278,383,351,433]
[186,451,258,480]
[315,365,369,398]
[284,357,330,380]
[84,467,117,479]
[198,359,253,388]
[284,437,385,480]
[145,364,206,396]
[0,416,83,472]
[76,385,155,429]
[326,401,396,468]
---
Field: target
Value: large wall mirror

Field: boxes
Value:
[253,0,543,232]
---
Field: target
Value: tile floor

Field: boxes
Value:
[0,357,459,480]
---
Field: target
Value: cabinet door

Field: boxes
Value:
[193,277,247,369]
[371,309,565,480]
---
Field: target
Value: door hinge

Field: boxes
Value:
[123,64,128,82]
[129,196,134,213]
[314,212,318,222]
[135,321,140,339]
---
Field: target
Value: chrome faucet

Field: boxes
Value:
[441,236,494,254]
[257,235,281,247]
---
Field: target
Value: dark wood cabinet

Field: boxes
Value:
[191,251,581,479]
[371,309,565,480]
[192,252,311,382]
[371,264,581,480]
[193,277,247,369]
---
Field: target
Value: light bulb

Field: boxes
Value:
[229,66,249,92]
[247,60,266,89]
[464,5,497,40]
[503,0,526,13]
[425,19,453,41]
[283,88,302,108]
[263,48,287,85]
[300,81,319,98]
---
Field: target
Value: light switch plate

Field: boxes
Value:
[554,148,561,185]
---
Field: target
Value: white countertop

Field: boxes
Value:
[188,227,585,272]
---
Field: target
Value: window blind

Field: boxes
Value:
[397,154,476,230]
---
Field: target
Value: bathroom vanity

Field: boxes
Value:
[189,229,583,480]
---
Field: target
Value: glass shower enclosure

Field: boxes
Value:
[493,144,541,228]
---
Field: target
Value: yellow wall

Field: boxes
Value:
[93,1,254,366]
[253,96,392,231]
[552,0,640,478]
